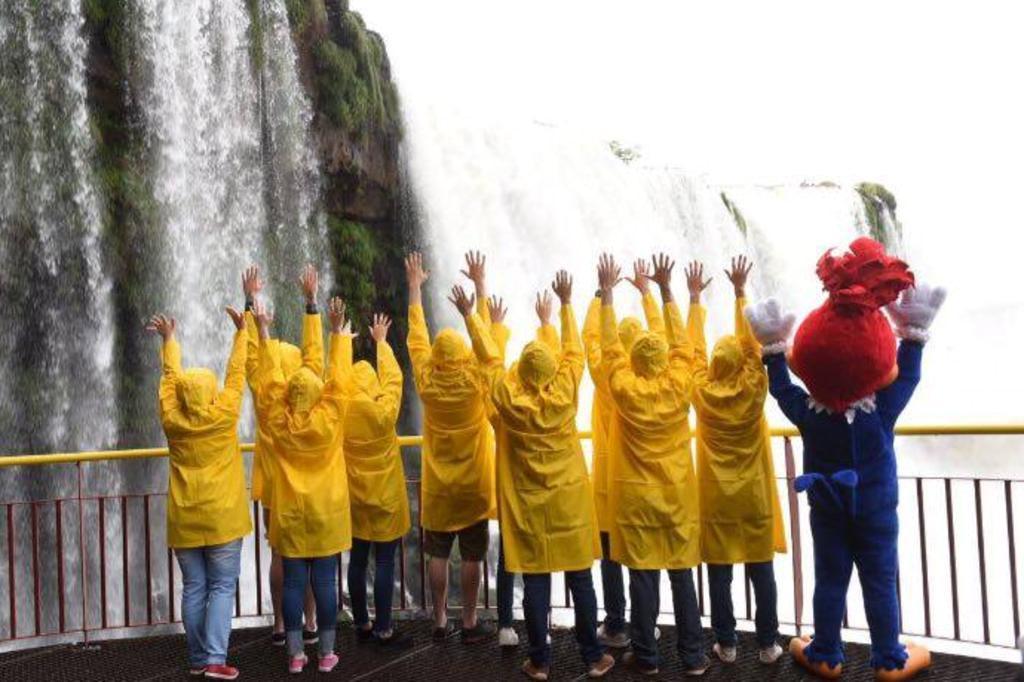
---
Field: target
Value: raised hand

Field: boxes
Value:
[597,254,621,304]
[370,313,392,343]
[551,270,573,305]
[625,258,651,294]
[298,264,319,306]
[242,265,263,301]
[145,314,176,341]
[328,297,348,335]
[225,306,245,331]
[886,283,947,341]
[744,298,796,351]
[488,295,507,324]
[460,250,486,286]
[725,255,753,298]
[448,284,475,318]
[253,299,274,339]
[534,291,553,325]
[405,252,429,306]
[684,260,711,304]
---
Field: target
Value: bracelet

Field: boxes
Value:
[306,303,318,315]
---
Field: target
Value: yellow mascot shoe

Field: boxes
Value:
[874,642,931,681]
[789,635,843,679]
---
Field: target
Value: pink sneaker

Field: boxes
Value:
[204,664,239,680]
[288,653,308,674]
[318,653,339,672]
[189,666,206,677]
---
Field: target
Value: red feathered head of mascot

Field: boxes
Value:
[789,236,915,413]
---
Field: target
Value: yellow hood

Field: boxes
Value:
[287,366,324,414]
[347,360,382,399]
[709,335,743,383]
[629,332,668,378]
[618,316,643,350]
[177,368,218,414]
[516,340,558,391]
[431,329,470,368]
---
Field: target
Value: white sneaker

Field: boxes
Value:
[759,642,784,664]
[654,626,661,641]
[499,627,519,647]
[596,623,630,648]
[713,642,737,663]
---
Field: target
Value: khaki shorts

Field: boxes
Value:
[423,520,489,561]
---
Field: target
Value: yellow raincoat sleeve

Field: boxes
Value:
[641,291,665,338]
[407,304,432,385]
[536,323,560,355]
[491,322,510,362]
[302,312,324,376]
[215,331,247,416]
[158,338,185,428]
[666,301,697,369]
[599,303,628,382]
[735,296,762,362]
[557,303,584,385]
[244,311,261,384]
[377,340,404,424]
[582,297,603,382]
[326,332,353,385]
[255,338,286,418]
[477,294,491,326]
[465,312,504,387]
[690,304,710,388]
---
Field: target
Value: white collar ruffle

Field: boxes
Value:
[807,394,877,424]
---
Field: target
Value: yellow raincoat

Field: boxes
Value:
[407,300,506,531]
[257,333,351,558]
[245,311,323,507]
[582,292,665,532]
[694,297,786,564]
[467,305,600,574]
[602,300,701,570]
[343,340,411,542]
[159,332,252,549]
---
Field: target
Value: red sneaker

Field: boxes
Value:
[318,653,339,673]
[204,664,239,680]
[289,653,308,674]
[189,667,206,677]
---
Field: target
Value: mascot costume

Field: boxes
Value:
[745,236,945,680]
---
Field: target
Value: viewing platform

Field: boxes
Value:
[2,426,1023,680]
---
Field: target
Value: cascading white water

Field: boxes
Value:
[0,1,114,454]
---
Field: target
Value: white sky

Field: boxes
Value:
[356,0,1021,305]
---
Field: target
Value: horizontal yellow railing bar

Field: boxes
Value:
[0,424,1021,468]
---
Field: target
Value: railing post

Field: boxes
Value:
[975,479,990,644]
[945,478,960,641]
[56,499,65,633]
[6,503,16,639]
[784,436,804,636]
[1006,480,1020,643]
[77,461,88,643]
[916,478,931,637]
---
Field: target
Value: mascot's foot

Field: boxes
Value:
[874,642,931,681]
[789,636,843,679]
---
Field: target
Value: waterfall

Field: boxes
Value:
[0,1,114,454]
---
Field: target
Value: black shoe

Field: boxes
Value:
[622,651,659,676]
[461,621,496,644]
[302,629,319,645]
[432,621,456,642]
[270,632,286,647]
[376,629,415,650]
[355,626,375,643]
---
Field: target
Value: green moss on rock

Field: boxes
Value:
[855,182,901,244]
[720,192,749,237]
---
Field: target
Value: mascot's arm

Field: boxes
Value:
[878,283,945,426]
[877,340,922,425]
[764,353,810,427]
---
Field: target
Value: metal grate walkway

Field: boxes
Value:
[0,622,1019,681]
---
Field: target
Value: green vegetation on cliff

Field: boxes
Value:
[720,192,749,236]
[855,182,901,244]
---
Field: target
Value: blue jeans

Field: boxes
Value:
[497,532,515,628]
[282,556,338,656]
[629,568,704,669]
[348,538,399,634]
[599,532,626,634]
[708,561,779,647]
[522,570,603,667]
[175,538,242,668]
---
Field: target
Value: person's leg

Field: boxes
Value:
[497,531,515,629]
[348,538,372,632]
[599,532,626,635]
[203,539,243,667]
[803,510,855,670]
[668,568,706,670]
[853,512,910,672]
[372,540,399,635]
[457,521,488,630]
[566,569,603,666]
[747,561,779,648]
[424,530,454,629]
[304,583,318,635]
[627,568,660,669]
[522,573,552,668]
[707,563,737,647]
[175,547,208,670]
[264,507,286,637]
[282,558,311,658]
[310,556,339,659]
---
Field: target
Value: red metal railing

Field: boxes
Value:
[1,428,1021,657]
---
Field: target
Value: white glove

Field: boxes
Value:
[885,283,946,342]
[744,298,796,355]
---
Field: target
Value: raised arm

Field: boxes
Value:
[146,314,181,423]
[552,270,583,383]
[597,253,628,374]
[252,300,287,417]
[242,265,263,383]
[878,283,946,425]
[627,258,665,338]
[405,252,433,375]
[371,314,404,423]
[487,295,511,361]
[726,255,760,361]
[534,290,560,354]
[461,250,491,324]
[451,284,504,388]
[326,297,354,385]
[217,308,248,415]
[298,264,325,376]
[745,299,808,426]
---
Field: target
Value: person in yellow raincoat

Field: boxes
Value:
[405,251,505,644]
[694,256,787,666]
[241,264,321,646]
[454,272,615,681]
[254,297,352,674]
[581,257,667,649]
[599,253,710,676]
[343,312,414,649]
[149,309,251,680]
